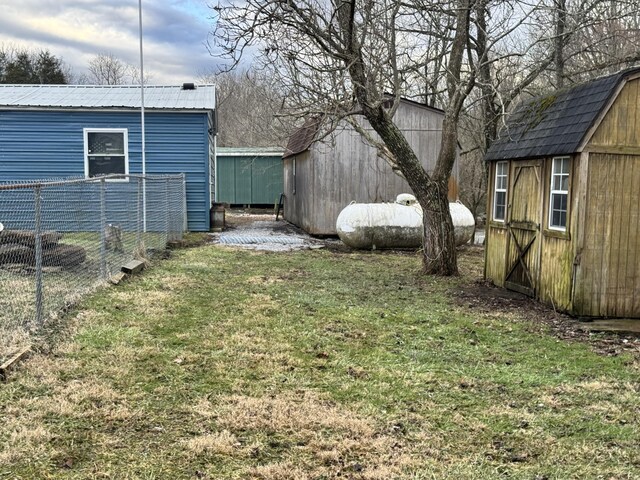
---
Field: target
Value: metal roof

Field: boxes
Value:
[485,67,640,161]
[217,147,284,156]
[0,84,215,111]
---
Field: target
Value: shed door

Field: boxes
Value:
[505,161,542,297]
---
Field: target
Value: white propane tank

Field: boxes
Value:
[336,194,475,249]
[449,201,476,246]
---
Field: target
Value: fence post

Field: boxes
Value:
[136,176,143,252]
[182,174,188,234]
[165,177,171,242]
[34,185,44,326]
[100,178,107,280]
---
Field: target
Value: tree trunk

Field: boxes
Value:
[337,0,466,275]
[421,178,458,274]
[422,111,460,275]
[358,105,458,274]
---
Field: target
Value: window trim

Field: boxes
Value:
[493,161,508,222]
[83,128,130,182]
[548,156,570,231]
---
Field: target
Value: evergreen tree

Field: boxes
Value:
[35,50,68,84]
[0,48,69,84]
[3,52,36,83]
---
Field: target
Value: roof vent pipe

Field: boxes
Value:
[182,83,196,90]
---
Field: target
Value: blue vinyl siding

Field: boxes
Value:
[0,110,211,231]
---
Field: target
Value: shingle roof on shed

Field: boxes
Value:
[485,67,640,161]
[283,117,322,159]
[0,84,215,111]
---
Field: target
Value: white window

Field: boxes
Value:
[493,161,508,221]
[549,157,570,230]
[84,128,129,180]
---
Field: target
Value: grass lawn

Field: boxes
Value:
[0,231,173,360]
[0,244,638,479]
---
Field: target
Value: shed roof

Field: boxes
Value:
[283,117,322,159]
[485,67,640,161]
[0,84,215,111]
[217,147,285,157]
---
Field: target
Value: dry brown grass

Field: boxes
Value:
[0,420,55,465]
[246,275,285,285]
[200,391,421,479]
[183,430,239,456]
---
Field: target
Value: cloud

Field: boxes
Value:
[0,0,219,84]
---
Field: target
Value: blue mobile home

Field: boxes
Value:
[0,84,216,231]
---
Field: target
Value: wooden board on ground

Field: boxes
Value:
[121,260,145,275]
[0,347,31,382]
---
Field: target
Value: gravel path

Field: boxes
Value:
[211,212,328,251]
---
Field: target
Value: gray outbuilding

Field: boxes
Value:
[282,98,458,235]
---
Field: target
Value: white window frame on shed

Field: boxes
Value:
[548,156,570,231]
[493,161,508,222]
[83,128,129,182]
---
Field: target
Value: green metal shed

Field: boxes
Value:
[215,147,284,206]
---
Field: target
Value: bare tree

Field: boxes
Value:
[467,0,640,169]
[87,53,128,85]
[200,69,292,147]
[87,53,151,85]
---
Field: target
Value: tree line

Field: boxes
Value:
[0,46,148,85]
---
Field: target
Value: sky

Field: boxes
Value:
[0,0,219,84]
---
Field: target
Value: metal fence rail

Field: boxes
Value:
[0,174,186,361]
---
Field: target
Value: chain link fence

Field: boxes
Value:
[0,174,186,362]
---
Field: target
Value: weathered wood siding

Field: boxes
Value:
[537,156,578,312]
[283,152,314,233]
[484,161,508,286]
[571,77,640,317]
[504,161,542,296]
[486,157,578,312]
[573,153,640,317]
[588,78,640,150]
[485,75,640,318]
[283,101,456,235]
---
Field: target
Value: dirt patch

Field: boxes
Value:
[224,209,278,229]
[454,279,640,358]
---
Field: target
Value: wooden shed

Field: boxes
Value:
[216,147,284,206]
[282,99,459,235]
[484,67,640,318]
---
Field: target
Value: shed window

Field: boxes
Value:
[493,161,508,221]
[549,157,570,230]
[84,129,129,180]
